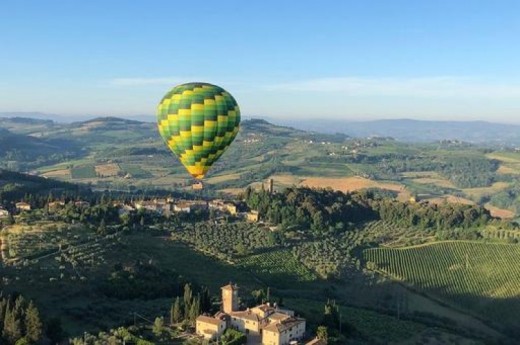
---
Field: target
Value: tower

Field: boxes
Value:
[221,283,239,313]
[267,178,274,194]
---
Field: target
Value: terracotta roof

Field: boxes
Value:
[230,310,261,322]
[215,311,230,321]
[221,283,239,291]
[253,303,275,313]
[196,315,222,326]
[268,312,291,322]
[306,338,326,345]
[263,317,305,333]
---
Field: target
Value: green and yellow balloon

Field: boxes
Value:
[156,82,241,179]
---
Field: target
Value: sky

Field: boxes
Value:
[1,0,520,123]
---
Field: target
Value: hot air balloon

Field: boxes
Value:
[156,82,241,180]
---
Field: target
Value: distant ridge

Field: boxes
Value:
[274,118,520,145]
[1,112,520,144]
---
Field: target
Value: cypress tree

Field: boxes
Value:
[200,287,211,313]
[3,300,22,344]
[24,301,42,343]
[189,295,200,324]
[171,297,182,325]
[183,284,192,319]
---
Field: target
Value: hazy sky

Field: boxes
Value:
[1,0,520,123]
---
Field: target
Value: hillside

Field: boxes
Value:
[0,127,83,171]
[364,241,520,332]
[0,169,87,203]
[0,116,519,219]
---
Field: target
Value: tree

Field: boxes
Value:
[189,295,201,325]
[322,300,340,330]
[15,337,30,345]
[24,301,43,343]
[221,328,246,345]
[183,283,192,319]
[3,301,22,344]
[97,218,106,235]
[171,297,182,325]
[200,287,211,313]
[152,317,164,337]
[316,326,329,343]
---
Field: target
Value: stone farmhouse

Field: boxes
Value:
[0,208,10,218]
[15,202,31,212]
[196,283,310,345]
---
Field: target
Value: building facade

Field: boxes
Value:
[196,283,307,345]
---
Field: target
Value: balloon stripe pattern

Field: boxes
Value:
[157,83,240,179]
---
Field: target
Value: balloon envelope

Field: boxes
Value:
[156,82,241,179]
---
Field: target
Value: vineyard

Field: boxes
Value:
[291,220,434,279]
[169,220,434,280]
[363,241,520,330]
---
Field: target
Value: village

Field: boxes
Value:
[0,179,275,223]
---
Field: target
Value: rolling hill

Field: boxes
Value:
[0,116,519,219]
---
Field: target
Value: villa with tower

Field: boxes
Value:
[196,283,313,345]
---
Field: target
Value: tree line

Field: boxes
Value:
[244,187,514,237]
[0,294,44,345]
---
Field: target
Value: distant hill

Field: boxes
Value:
[0,127,83,171]
[276,118,520,145]
[0,117,56,135]
[0,169,86,202]
[3,112,520,144]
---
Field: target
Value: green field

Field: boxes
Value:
[364,241,520,330]
[119,164,153,178]
[70,164,96,178]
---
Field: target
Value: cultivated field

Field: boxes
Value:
[299,176,406,194]
[94,163,121,177]
[483,203,515,219]
[364,241,520,330]
[41,168,71,179]
[463,182,510,200]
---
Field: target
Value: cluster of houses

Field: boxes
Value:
[196,283,323,345]
[118,197,258,220]
[0,201,32,219]
[1,197,261,223]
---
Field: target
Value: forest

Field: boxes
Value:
[243,187,512,237]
